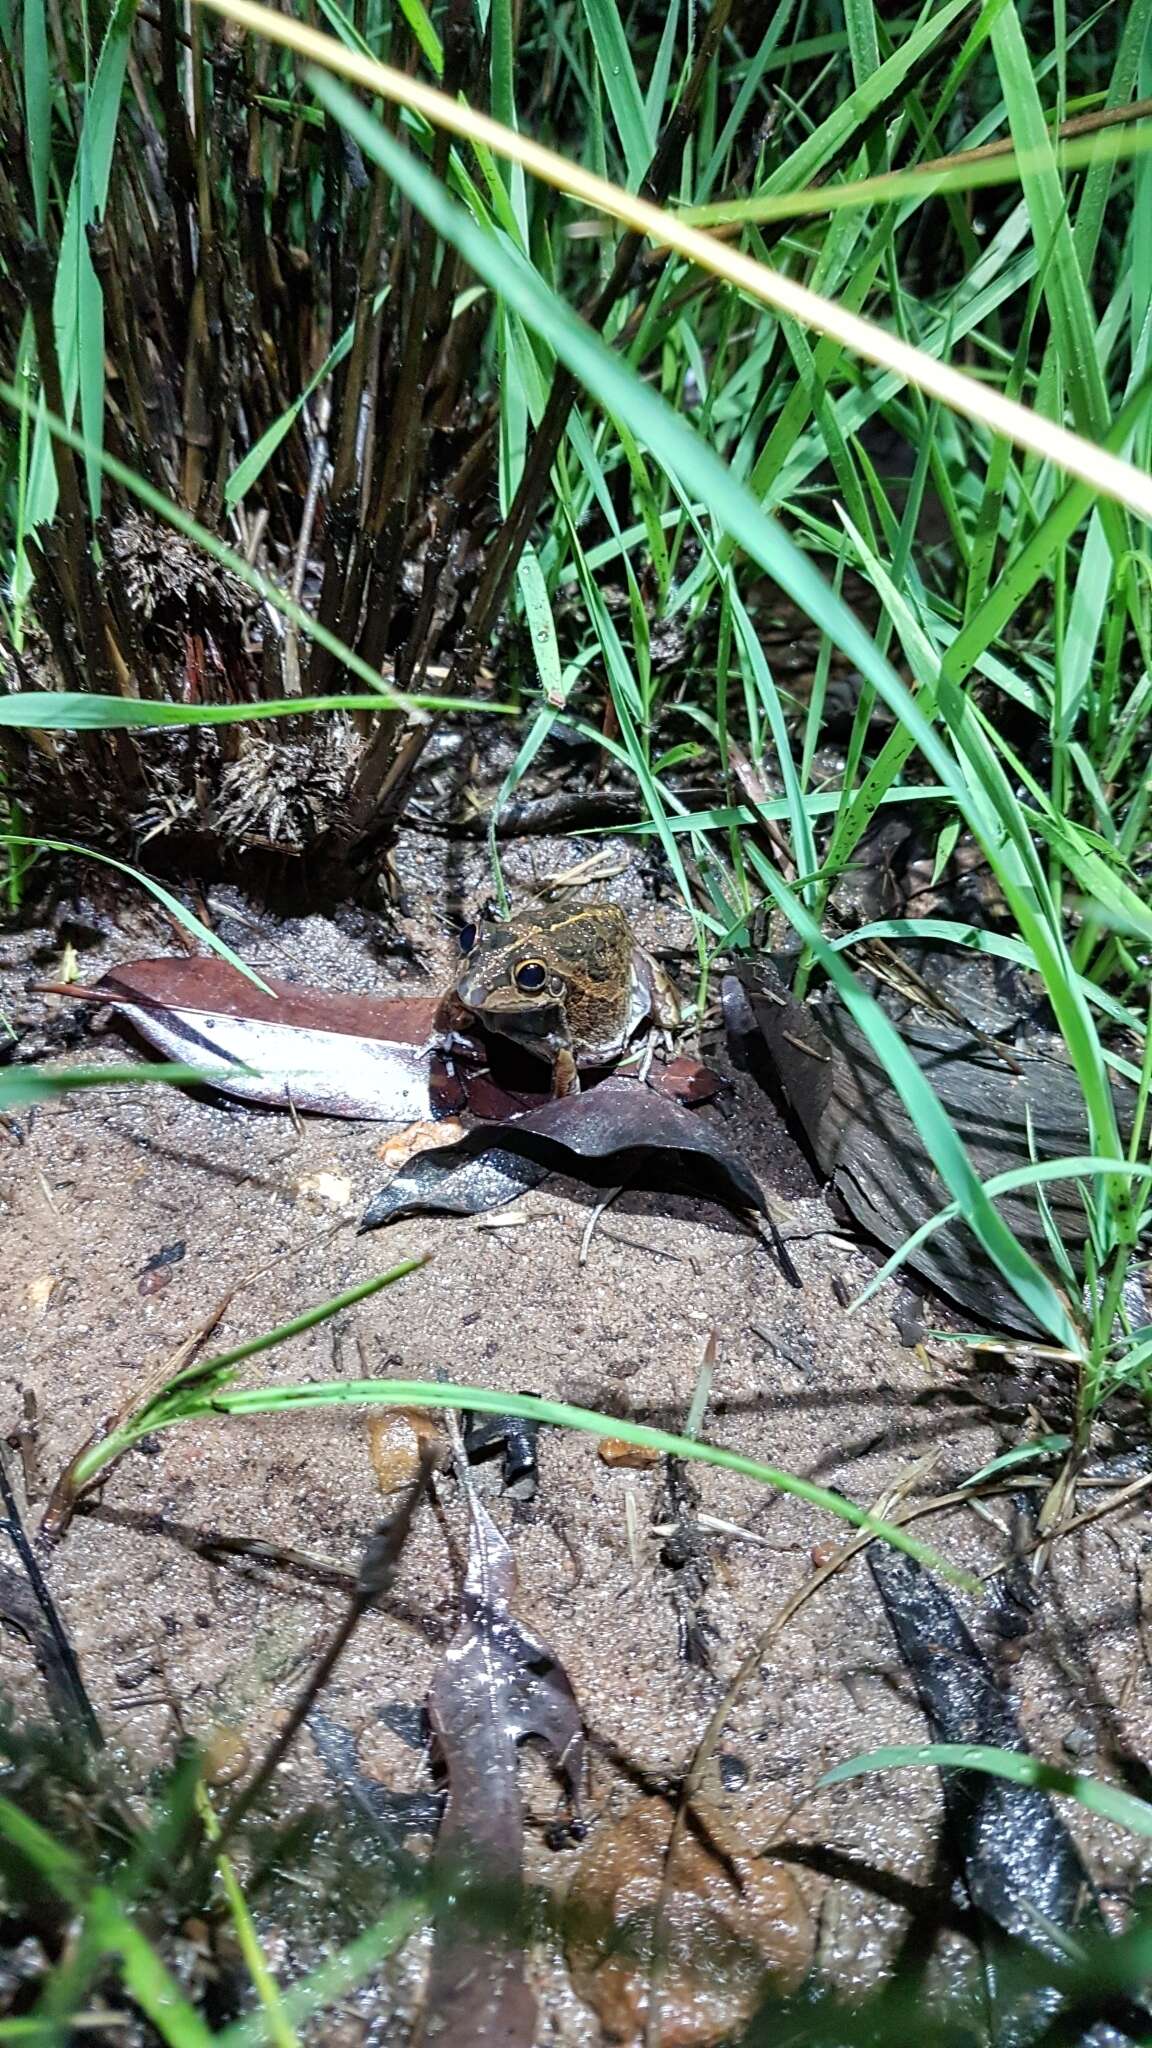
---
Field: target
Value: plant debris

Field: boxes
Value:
[37,959,474,1121]
[566,1796,813,2045]
[422,1483,584,2046]
[38,961,725,1139]
[361,1076,768,1233]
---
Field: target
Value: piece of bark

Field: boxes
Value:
[734,967,1138,1334]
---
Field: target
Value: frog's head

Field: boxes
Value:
[454,910,568,1043]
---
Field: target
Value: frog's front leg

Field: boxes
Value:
[648,955,682,1041]
[552,1046,581,1098]
[547,990,582,1099]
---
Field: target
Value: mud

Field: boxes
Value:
[2,827,1150,2041]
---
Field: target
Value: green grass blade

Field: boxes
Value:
[515,544,563,703]
[577,0,653,185]
[724,0,973,201]
[853,1158,1152,1311]
[23,0,137,549]
[22,0,51,234]
[89,1375,980,1589]
[0,1064,238,1111]
[990,1,1110,440]
[0,692,517,730]
[0,836,275,989]
[86,1896,218,2048]
[821,1745,1152,1841]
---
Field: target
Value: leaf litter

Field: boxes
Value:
[422,1428,584,2047]
[35,958,474,1121]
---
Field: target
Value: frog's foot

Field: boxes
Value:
[552,1048,581,1098]
[643,1024,682,1078]
[635,1036,657,1084]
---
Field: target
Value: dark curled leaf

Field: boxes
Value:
[361,1146,549,1229]
[361,1076,766,1231]
[424,1493,584,2046]
[867,1546,1133,2047]
[464,1405,541,1499]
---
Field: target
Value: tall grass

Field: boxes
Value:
[5,0,1146,1399]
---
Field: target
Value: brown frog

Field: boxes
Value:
[454,900,680,1094]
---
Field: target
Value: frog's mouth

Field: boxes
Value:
[465,990,564,1038]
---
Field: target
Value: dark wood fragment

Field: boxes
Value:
[735,966,1140,1334]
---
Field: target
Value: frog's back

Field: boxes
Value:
[518,904,632,1053]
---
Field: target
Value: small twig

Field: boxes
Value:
[282,419,330,695]
[1022,1469,1152,1549]
[756,1208,803,1290]
[579,1184,628,1266]
[649,1511,793,1551]
[537,849,634,895]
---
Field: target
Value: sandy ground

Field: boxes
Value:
[2,829,1151,2042]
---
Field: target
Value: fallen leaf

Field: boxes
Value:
[566,1797,812,2044]
[648,1057,721,1106]
[38,960,476,1122]
[423,1489,584,2047]
[376,1119,466,1172]
[39,960,724,1137]
[362,1145,550,1230]
[361,1077,765,1232]
[367,1410,449,1495]
[598,1438,660,1470]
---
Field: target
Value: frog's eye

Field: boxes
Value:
[514,959,548,993]
[457,923,478,956]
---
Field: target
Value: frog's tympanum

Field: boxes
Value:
[454,900,678,1095]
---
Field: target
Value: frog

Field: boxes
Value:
[453,900,680,1096]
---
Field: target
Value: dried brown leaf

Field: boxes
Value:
[422,1493,584,2047]
[40,960,476,1121]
